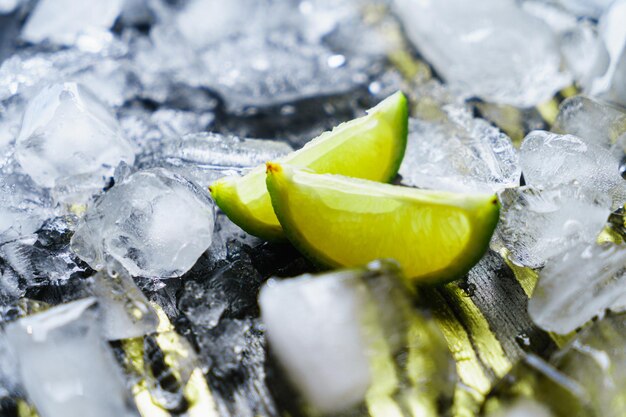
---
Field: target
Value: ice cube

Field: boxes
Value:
[528,242,626,334]
[89,262,159,340]
[261,271,371,413]
[138,132,293,187]
[4,298,139,417]
[134,0,381,111]
[400,107,520,193]
[0,45,128,104]
[522,2,605,88]
[21,0,123,47]
[553,96,626,148]
[520,130,626,207]
[549,312,626,417]
[14,82,135,198]
[497,185,611,268]
[259,261,455,414]
[197,33,367,110]
[588,0,626,104]
[393,0,571,107]
[71,168,216,278]
[70,58,138,108]
[0,171,52,244]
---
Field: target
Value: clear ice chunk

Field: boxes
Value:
[399,107,520,193]
[138,132,293,188]
[197,33,366,110]
[0,45,128,103]
[14,83,135,198]
[21,0,123,47]
[549,311,626,417]
[0,171,52,244]
[134,0,382,111]
[89,262,159,340]
[70,58,138,108]
[259,261,455,415]
[520,130,626,207]
[522,2,605,88]
[393,0,571,107]
[553,95,626,148]
[261,271,372,413]
[529,242,626,334]
[4,298,138,417]
[588,0,626,105]
[71,168,216,278]
[497,185,612,268]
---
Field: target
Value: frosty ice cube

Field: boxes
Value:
[15,83,135,194]
[400,108,520,193]
[498,185,611,268]
[259,261,455,415]
[393,0,571,107]
[520,130,626,208]
[4,298,139,417]
[71,168,216,278]
[529,241,626,334]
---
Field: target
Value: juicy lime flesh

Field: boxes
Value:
[267,164,500,283]
[210,91,408,240]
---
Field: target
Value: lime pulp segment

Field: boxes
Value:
[266,163,500,284]
[210,91,409,240]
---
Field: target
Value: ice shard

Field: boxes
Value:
[89,262,159,340]
[14,83,135,199]
[529,242,626,334]
[4,298,139,417]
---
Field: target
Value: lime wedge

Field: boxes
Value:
[266,163,500,284]
[210,92,408,240]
